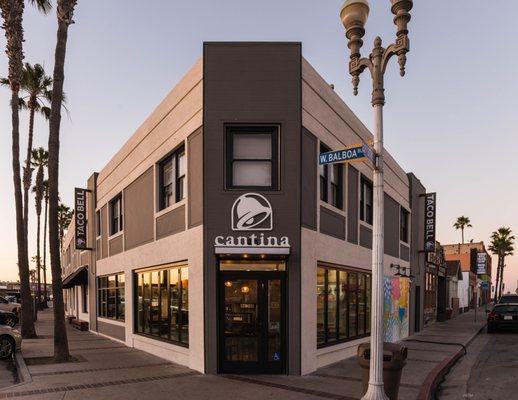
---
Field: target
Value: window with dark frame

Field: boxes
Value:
[317,266,371,347]
[98,273,125,321]
[109,195,123,235]
[82,285,88,313]
[226,126,279,190]
[95,210,101,237]
[400,208,409,243]
[158,145,186,211]
[360,177,373,224]
[135,265,189,346]
[319,144,343,209]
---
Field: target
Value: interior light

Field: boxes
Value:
[241,286,250,294]
[224,281,233,288]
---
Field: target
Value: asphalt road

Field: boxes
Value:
[438,327,518,399]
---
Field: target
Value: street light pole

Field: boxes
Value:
[340,1,413,400]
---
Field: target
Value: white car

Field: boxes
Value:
[0,296,20,315]
[0,326,21,359]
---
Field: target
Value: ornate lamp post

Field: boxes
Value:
[340,1,413,400]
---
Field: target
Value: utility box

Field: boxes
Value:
[357,342,408,400]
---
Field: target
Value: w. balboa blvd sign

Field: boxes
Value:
[319,143,376,166]
[74,188,89,250]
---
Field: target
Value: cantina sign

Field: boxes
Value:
[214,193,290,250]
[74,188,89,250]
[424,193,436,253]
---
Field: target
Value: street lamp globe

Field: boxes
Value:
[340,0,370,33]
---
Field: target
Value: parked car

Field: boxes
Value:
[498,294,518,304]
[487,303,518,333]
[0,311,18,328]
[0,326,21,359]
[0,296,20,315]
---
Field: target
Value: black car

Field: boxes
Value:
[498,294,518,304]
[487,303,518,333]
[0,311,18,328]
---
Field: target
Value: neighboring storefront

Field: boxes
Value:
[60,42,427,376]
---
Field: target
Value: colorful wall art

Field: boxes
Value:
[383,276,410,342]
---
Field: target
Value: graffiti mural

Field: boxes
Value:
[383,276,410,342]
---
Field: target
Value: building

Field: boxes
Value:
[60,42,429,375]
[445,260,462,318]
[423,241,448,325]
[443,242,492,308]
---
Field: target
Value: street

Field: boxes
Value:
[0,359,17,390]
[439,327,518,399]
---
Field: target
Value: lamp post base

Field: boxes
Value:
[361,383,389,400]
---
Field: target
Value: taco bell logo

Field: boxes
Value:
[231,193,273,231]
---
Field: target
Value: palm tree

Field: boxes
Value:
[57,203,73,246]
[42,179,49,307]
[31,147,48,311]
[1,64,53,259]
[48,0,77,362]
[488,227,515,302]
[454,216,472,244]
[0,0,51,339]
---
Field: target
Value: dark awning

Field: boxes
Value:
[62,266,88,289]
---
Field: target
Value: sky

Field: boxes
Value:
[0,0,517,293]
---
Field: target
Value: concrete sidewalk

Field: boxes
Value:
[0,308,486,400]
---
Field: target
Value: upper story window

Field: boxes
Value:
[360,177,373,225]
[319,144,343,209]
[226,126,279,190]
[158,146,186,211]
[95,210,101,238]
[400,208,409,243]
[109,194,123,235]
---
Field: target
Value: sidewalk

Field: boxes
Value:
[0,308,486,399]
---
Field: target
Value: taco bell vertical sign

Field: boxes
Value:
[74,188,88,250]
[424,193,436,253]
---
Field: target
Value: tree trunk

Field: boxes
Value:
[48,0,77,362]
[43,195,48,307]
[494,255,501,303]
[499,260,505,299]
[23,104,36,260]
[11,90,37,338]
[36,201,41,314]
[461,228,464,244]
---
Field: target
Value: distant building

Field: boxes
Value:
[443,242,492,307]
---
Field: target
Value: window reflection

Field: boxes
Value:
[136,265,189,346]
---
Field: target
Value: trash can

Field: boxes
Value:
[357,342,408,400]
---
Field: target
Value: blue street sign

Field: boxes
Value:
[319,144,376,166]
[481,281,489,289]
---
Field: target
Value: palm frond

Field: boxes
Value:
[27,0,52,14]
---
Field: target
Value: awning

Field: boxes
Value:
[62,266,88,288]
[214,246,290,255]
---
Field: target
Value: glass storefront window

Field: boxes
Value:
[135,264,188,347]
[316,268,326,346]
[317,266,371,348]
[98,273,125,321]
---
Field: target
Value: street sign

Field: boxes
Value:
[481,281,489,289]
[319,144,376,166]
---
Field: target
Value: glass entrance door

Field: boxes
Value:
[219,273,285,373]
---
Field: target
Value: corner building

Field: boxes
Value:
[61,42,427,376]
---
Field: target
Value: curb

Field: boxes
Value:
[416,323,486,400]
[0,352,33,393]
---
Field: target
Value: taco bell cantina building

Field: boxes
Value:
[61,42,431,375]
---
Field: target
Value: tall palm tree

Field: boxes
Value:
[31,147,48,311]
[0,0,51,339]
[454,216,472,244]
[489,227,515,302]
[42,179,49,307]
[48,0,77,361]
[1,63,53,259]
